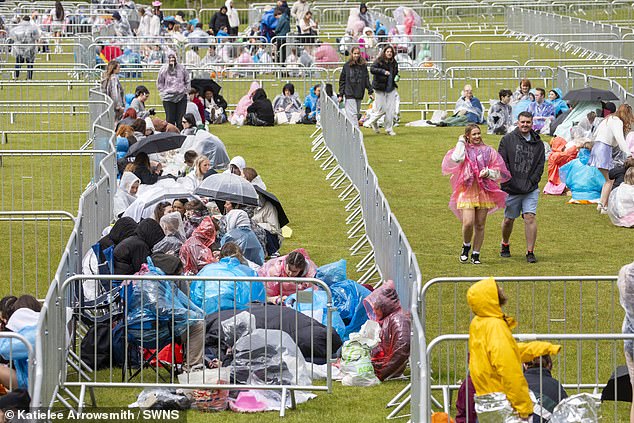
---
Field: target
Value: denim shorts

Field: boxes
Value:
[504,188,540,219]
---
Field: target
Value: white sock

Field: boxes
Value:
[463,242,471,248]
[472,250,480,255]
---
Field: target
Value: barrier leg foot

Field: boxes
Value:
[280,388,288,417]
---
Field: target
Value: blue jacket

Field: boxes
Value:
[260,9,277,42]
[0,324,37,389]
[547,88,570,117]
[304,86,319,119]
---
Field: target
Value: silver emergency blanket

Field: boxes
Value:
[550,393,601,423]
[474,392,524,423]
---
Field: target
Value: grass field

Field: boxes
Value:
[2,9,634,420]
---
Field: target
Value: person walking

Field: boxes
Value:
[157,52,190,130]
[367,45,399,136]
[101,60,125,120]
[9,16,40,80]
[498,111,545,263]
[589,103,634,212]
[338,46,373,127]
[442,124,510,264]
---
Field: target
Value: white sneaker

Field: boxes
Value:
[386,130,396,136]
[371,121,379,133]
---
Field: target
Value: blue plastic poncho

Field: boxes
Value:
[123,259,204,344]
[220,228,265,266]
[0,323,37,389]
[331,280,371,341]
[512,98,532,123]
[315,260,347,286]
[285,289,347,339]
[560,148,605,202]
[190,257,265,315]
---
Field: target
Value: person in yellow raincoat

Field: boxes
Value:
[467,277,561,421]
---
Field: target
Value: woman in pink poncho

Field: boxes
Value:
[258,248,317,302]
[441,124,510,265]
[179,216,218,275]
[314,43,340,69]
[230,81,260,125]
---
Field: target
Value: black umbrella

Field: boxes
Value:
[562,87,619,102]
[191,78,222,97]
[126,133,187,157]
[194,173,259,206]
[601,365,632,402]
[255,185,289,228]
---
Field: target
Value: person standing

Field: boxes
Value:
[589,103,634,211]
[9,16,40,80]
[274,7,290,63]
[498,111,545,263]
[366,45,399,136]
[49,0,64,54]
[157,53,190,130]
[442,124,510,264]
[101,60,125,120]
[225,0,240,36]
[338,46,373,127]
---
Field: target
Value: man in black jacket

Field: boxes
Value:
[498,111,545,263]
[338,46,373,128]
[523,355,567,422]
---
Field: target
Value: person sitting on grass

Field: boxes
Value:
[527,88,555,133]
[246,88,275,127]
[259,249,317,303]
[487,89,513,135]
[431,84,483,127]
[607,167,634,228]
[523,355,568,421]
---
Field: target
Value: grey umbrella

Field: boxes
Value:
[562,87,619,102]
[194,173,259,206]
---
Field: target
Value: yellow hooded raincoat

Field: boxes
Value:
[467,277,533,418]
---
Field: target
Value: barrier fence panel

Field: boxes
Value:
[0,211,75,300]
[58,275,335,416]
[0,332,36,395]
[426,333,634,421]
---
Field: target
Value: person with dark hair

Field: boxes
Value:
[157,53,191,129]
[358,3,374,29]
[274,7,291,62]
[547,88,569,117]
[512,78,531,105]
[303,84,321,124]
[112,11,132,37]
[246,88,275,126]
[49,0,65,53]
[259,248,318,302]
[131,152,162,185]
[338,46,373,127]
[527,88,555,133]
[272,83,303,124]
[130,118,148,139]
[129,85,156,119]
[172,198,189,217]
[366,45,399,136]
[498,111,545,263]
[181,112,197,135]
[487,89,513,135]
[188,88,205,125]
[209,5,229,36]
[523,355,567,420]
[153,201,173,222]
[101,60,125,119]
[9,16,41,80]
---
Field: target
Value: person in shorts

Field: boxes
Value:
[497,112,545,263]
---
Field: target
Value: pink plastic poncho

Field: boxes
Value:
[179,216,217,275]
[314,44,340,68]
[259,248,318,297]
[363,280,411,381]
[441,142,511,219]
[393,7,421,36]
[233,81,260,118]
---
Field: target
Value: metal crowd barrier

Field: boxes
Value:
[0,332,36,395]
[59,275,335,417]
[426,333,634,422]
[317,84,423,422]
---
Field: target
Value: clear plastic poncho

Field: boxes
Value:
[608,184,634,227]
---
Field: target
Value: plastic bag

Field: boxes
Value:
[221,311,256,344]
[124,262,204,343]
[177,366,230,412]
[129,388,192,410]
[550,393,601,423]
[340,339,380,387]
[315,260,347,286]
[285,289,346,340]
[331,279,371,341]
[190,257,265,315]
[231,329,311,386]
[474,392,523,423]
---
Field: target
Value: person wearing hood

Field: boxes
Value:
[260,6,278,43]
[560,143,606,203]
[359,3,374,29]
[231,81,260,126]
[153,211,187,255]
[113,172,140,217]
[180,216,217,274]
[273,83,303,124]
[358,26,376,60]
[498,112,545,263]
[156,52,191,129]
[338,46,373,128]
[9,16,41,80]
[225,0,240,36]
[112,11,132,37]
[246,88,275,126]
[113,218,166,275]
[220,209,265,266]
[81,217,138,298]
[547,88,569,117]
[209,6,230,36]
[467,277,561,422]
[362,280,410,381]
[303,84,320,123]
